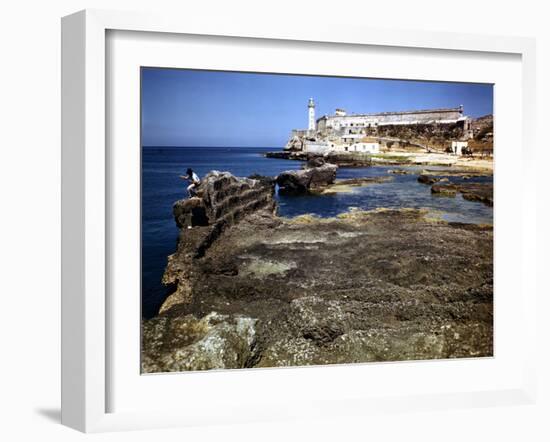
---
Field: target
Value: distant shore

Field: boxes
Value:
[370,150,494,172]
[265,149,494,173]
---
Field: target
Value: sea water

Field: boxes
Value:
[142,146,493,318]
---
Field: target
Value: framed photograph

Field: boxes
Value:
[61,9,537,432]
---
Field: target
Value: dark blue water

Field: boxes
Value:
[142,146,303,318]
[142,146,493,318]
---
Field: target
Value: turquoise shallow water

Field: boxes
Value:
[277,165,492,224]
[142,146,493,318]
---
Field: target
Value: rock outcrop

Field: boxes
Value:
[142,312,258,372]
[173,197,209,228]
[418,174,440,185]
[264,151,294,160]
[276,163,338,194]
[324,152,373,167]
[431,183,493,206]
[388,168,413,175]
[173,171,275,229]
[161,172,276,312]
[284,135,305,152]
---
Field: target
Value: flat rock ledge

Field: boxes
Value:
[311,176,394,195]
[419,168,493,178]
[431,183,493,207]
[143,184,493,372]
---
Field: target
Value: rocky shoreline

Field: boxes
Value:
[141,168,494,373]
[265,150,374,167]
[431,183,493,207]
[417,173,493,207]
[265,149,494,172]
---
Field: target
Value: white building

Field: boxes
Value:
[451,141,469,155]
[347,142,380,154]
[302,139,380,154]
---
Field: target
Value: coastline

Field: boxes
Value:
[265,149,494,173]
[141,169,493,373]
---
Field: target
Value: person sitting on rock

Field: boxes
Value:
[180,168,201,198]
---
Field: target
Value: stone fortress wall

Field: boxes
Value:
[362,106,463,122]
[287,100,473,153]
[317,106,468,132]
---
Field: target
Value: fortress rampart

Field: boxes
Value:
[316,106,467,131]
[286,100,473,153]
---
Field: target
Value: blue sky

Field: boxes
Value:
[141,68,493,147]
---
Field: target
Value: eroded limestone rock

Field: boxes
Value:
[418,174,440,185]
[162,172,277,312]
[141,312,257,372]
[431,182,493,206]
[143,206,493,373]
[173,171,276,229]
[276,163,338,194]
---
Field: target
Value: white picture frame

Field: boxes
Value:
[61,9,537,433]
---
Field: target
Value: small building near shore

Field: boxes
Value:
[451,141,469,155]
[345,142,380,154]
[303,140,380,154]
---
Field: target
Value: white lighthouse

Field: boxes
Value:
[308,98,316,132]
